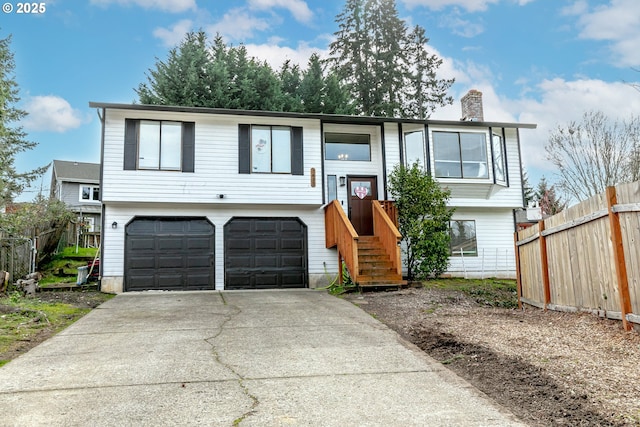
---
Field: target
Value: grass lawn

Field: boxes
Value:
[39,246,99,286]
[0,291,113,367]
[423,277,518,308]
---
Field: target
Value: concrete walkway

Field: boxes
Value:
[0,290,524,426]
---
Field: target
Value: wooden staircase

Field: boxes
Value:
[357,236,405,287]
[325,199,406,289]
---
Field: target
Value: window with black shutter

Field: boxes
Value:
[123,119,195,172]
[238,124,304,175]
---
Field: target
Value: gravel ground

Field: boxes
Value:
[344,287,640,427]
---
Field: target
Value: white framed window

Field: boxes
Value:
[252,125,292,173]
[450,220,478,256]
[80,186,100,202]
[138,120,182,171]
[492,133,506,184]
[327,175,338,202]
[434,131,488,179]
[325,133,371,161]
[404,130,425,167]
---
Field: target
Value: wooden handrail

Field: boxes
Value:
[372,201,402,276]
[378,200,398,227]
[324,200,359,284]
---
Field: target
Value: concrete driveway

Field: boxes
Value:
[0,290,523,426]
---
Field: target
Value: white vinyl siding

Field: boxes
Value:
[102,109,322,205]
[445,208,516,278]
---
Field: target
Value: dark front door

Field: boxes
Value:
[348,176,377,235]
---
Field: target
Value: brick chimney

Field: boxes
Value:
[461,89,484,122]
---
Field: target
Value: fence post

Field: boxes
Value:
[606,186,633,331]
[538,220,551,309]
[514,232,523,309]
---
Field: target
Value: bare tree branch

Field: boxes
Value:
[545,111,640,202]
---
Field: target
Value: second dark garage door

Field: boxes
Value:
[125,217,215,291]
[224,217,308,290]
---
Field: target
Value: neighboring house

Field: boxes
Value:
[50,160,101,247]
[90,90,536,293]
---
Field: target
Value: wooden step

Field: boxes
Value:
[355,235,403,287]
[357,274,406,287]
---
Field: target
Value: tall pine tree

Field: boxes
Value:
[0,35,47,206]
[327,0,453,118]
[405,25,454,119]
[137,31,213,106]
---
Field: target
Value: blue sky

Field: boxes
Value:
[3,0,640,200]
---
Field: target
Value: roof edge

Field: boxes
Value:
[88,102,537,129]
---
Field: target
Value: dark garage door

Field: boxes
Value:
[125,217,215,291]
[225,217,307,290]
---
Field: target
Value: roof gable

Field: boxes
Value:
[52,160,100,183]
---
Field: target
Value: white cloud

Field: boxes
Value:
[574,0,640,67]
[22,96,87,133]
[560,0,588,16]
[153,19,193,47]
[431,53,640,184]
[248,0,314,23]
[400,0,534,12]
[206,8,270,41]
[244,41,328,70]
[400,0,500,12]
[506,79,640,178]
[440,13,485,37]
[90,0,196,13]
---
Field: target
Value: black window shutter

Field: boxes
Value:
[182,122,195,173]
[291,126,304,176]
[123,119,138,170]
[238,124,251,174]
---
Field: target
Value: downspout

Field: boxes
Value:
[96,107,106,292]
[516,128,525,208]
[320,121,326,204]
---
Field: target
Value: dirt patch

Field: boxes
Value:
[34,288,109,309]
[0,290,111,363]
[344,287,640,427]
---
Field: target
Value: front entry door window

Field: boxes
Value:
[348,176,377,235]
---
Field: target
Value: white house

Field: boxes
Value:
[50,160,102,247]
[90,90,535,293]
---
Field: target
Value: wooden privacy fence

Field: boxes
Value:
[0,238,34,282]
[515,181,640,331]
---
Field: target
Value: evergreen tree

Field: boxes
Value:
[0,35,47,206]
[522,169,535,207]
[136,32,284,111]
[136,31,213,106]
[536,176,566,216]
[322,72,354,115]
[405,25,454,119]
[327,0,453,118]
[279,60,304,112]
[134,31,359,114]
[299,54,324,113]
[208,35,233,107]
